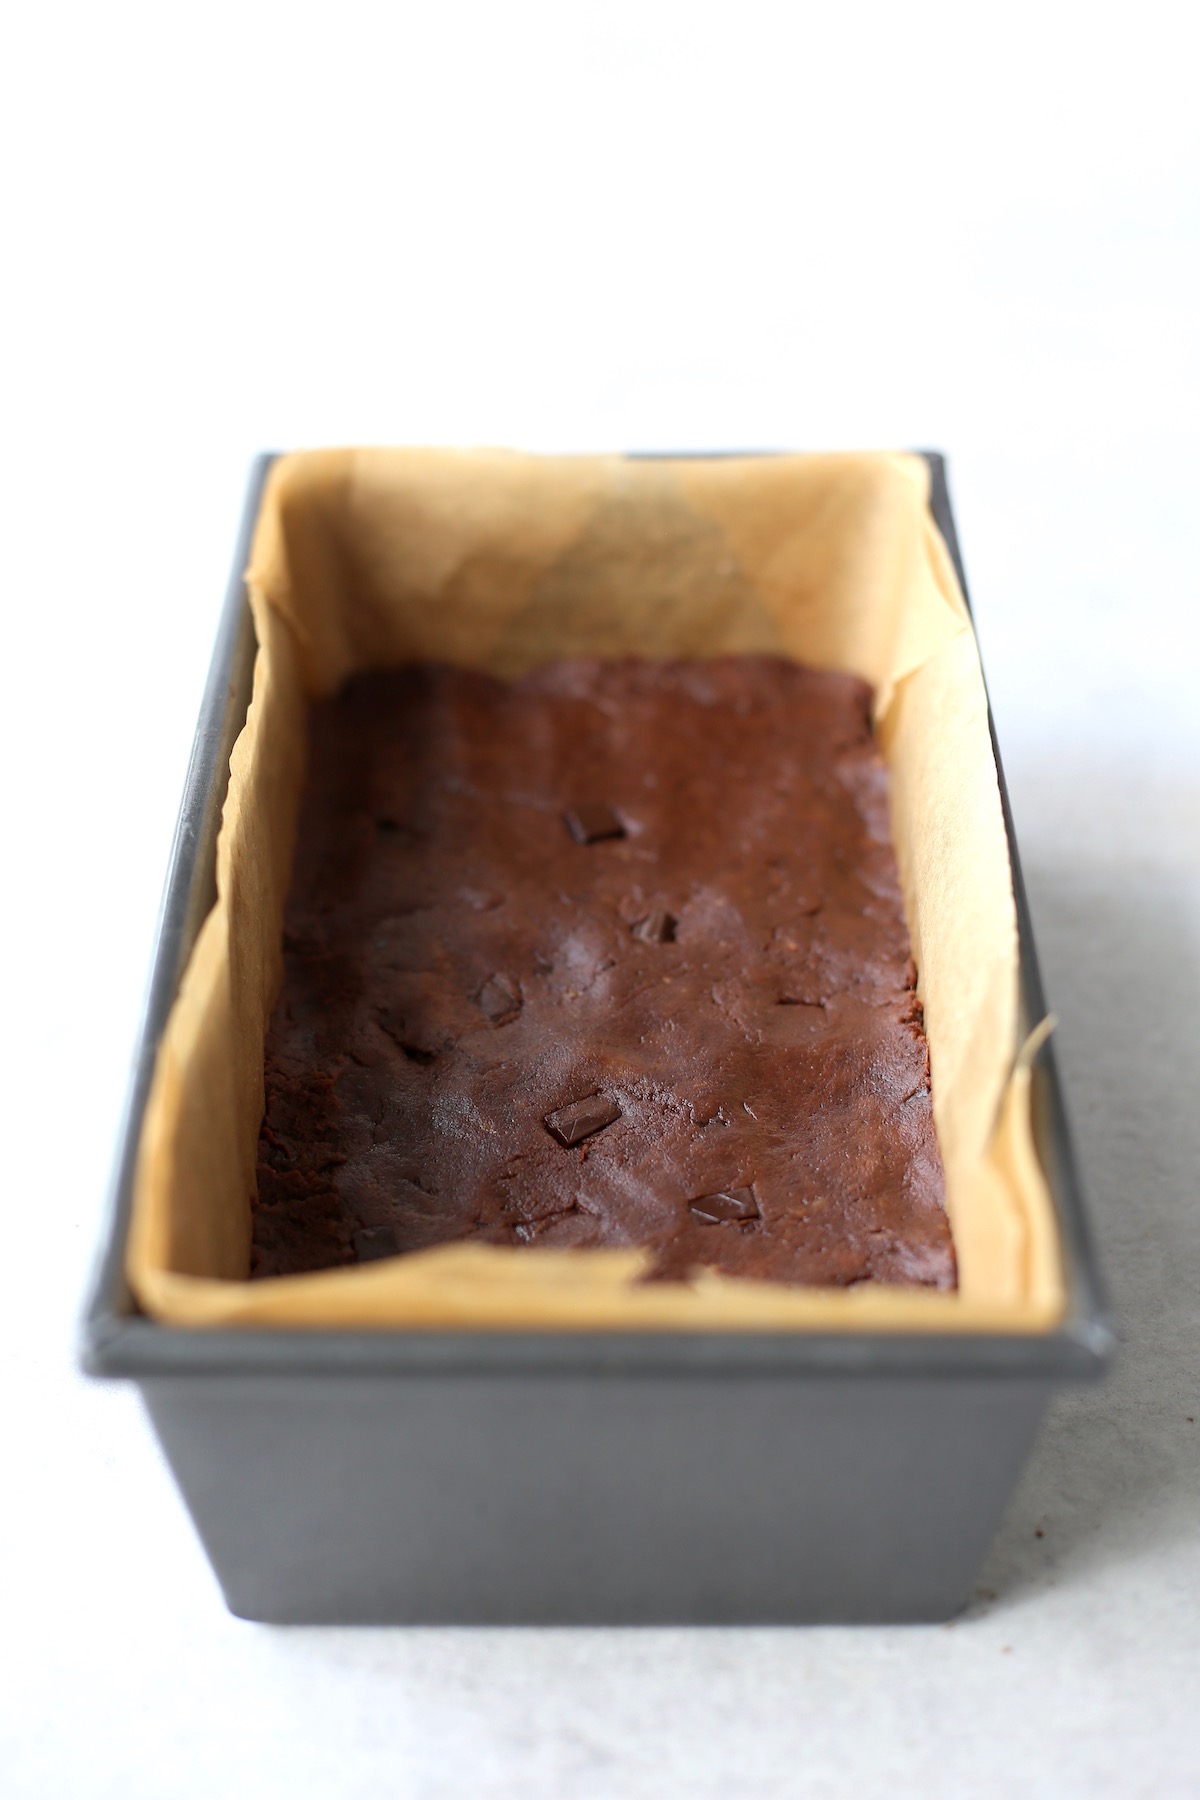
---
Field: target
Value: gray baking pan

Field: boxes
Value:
[81,452,1114,1624]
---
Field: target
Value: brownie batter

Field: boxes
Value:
[251,658,955,1289]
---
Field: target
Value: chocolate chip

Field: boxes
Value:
[477,972,521,1024]
[544,1093,622,1147]
[353,1226,400,1262]
[632,909,676,943]
[564,804,625,844]
[689,1186,760,1224]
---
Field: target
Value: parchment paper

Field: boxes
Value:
[127,449,1064,1331]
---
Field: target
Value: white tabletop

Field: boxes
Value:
[4,3,1198,1793]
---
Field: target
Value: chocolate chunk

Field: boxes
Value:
[564,803,625,844]
[544,1092,622,1147]
[689,1186,760,1225]
[262,1141,297,1172]
[353,1225,400,1262]
[632,908,676,943]
[477,972,521,1024]
[460,887,503,912]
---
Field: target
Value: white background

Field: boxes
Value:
[3,2,1199,1795]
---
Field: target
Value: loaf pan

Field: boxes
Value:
[80,452,1114,1623]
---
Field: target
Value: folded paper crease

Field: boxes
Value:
[128,448,1065,1331]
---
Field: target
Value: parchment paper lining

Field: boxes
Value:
[128,449,1064,1331]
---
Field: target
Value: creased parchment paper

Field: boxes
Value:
[128,449,1064,1331]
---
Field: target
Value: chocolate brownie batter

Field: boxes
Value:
[252,658,955,1289]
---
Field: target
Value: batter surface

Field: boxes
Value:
[251,657,955,1288]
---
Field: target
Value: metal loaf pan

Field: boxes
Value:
[81,452,1114,1624]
